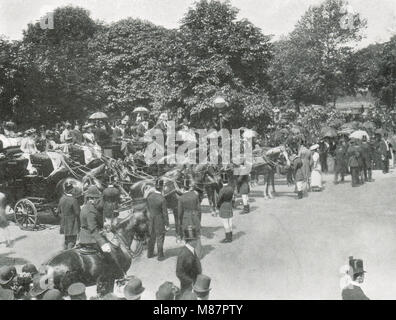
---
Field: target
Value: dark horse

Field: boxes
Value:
[40,209,148,293]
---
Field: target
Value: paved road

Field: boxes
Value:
[2,169,396,299]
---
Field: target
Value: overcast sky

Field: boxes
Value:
[1,0,396,47]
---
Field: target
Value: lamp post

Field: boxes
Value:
[214,96,226,130]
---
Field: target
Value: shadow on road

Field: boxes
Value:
[201,226,222,239]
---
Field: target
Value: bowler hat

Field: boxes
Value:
[349,256,366,276]
[193,274,212,293]
[183,226,198,241]
[0,288,14,300]
[21,263,38,276]
[30,274,51,297]
[67,282,86,297]
[123,277,145,300]
[84,185,102,198]
[42,289,63,300]
[0,266,17,285]
[156,282,177,300]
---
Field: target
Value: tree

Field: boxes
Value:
[269,0,367,108]
[179,0,274,130]
[12,6,100,125]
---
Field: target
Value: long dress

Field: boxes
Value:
[310,152,322,191]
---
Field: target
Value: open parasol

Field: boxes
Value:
[132,107,149,113]
[89,112,108,120]
[320,126,337,138]
[362,121,376,131]
[340,121,360,131]
[349,130,370,141]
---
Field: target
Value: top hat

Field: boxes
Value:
[183,226,198,241]
[67,282,86,297]
[0,266,17,285]
[124,277,145,300]
[0,288,14,300]
[84,185,102,198]
[30,274,51,297]
[193,274,212,293]
[42,289,63,300]
[156,282,177,300]
[349,256,366,276]
[21,263,38,276]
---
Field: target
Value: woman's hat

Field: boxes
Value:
[84,185,102,198]
[193,274,212,293]
[83,123,94,130]
[123,277,145,300]
[0,266,17,285]
[310,144,319,151]
[183,226,198,241]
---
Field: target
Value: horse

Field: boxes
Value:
[39,209,149,293]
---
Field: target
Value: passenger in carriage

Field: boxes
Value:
[71,122,83,145]
[60,121,73,143]
[36,125,48,153]
[4,121,17,138]
[82,123,95,144]
[20,129,38,155]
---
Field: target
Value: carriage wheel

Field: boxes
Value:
[130,237,144,258]
[14,199,38,230]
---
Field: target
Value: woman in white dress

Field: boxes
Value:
[310,144,322,191]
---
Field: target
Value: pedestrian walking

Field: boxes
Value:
[379,132,391,174]
[58,182,80,249]
[334,138,348,184]
[347,140,361,187]
[310,144,322,191]
[145,185,169,261]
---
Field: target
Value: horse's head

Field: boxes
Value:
[114,205,149,246]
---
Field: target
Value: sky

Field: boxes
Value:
[1,0,396,47]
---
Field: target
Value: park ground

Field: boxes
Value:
[1,168,396,299]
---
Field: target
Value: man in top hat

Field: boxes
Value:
[58,181,81,249]
[341,257,369,300]
[145,184,169,261]
[176,226,202,294]
[156,281,179,300]
[68,282,87,300]
[178,182,203,258]
[123,277,145,300]
[193,274,211,300]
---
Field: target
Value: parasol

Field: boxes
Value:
[320,126,337,138]
[362,121,375,131]
[340,121,359,131]
[338,128,355,136]
[89,112,108,120]
[349,130,370,141]
[132,107,149,113]
[328,119,344,128]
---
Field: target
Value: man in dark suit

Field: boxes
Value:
[217,176,234,243]
[176,226,202,294]
[178,184,202,258]
[58,182,80,249]
[334,138,347,184]
[145,186,169,261]
[360,136,373,182]
[347,140,361,187]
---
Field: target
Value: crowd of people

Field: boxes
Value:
[0,110,394,300]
